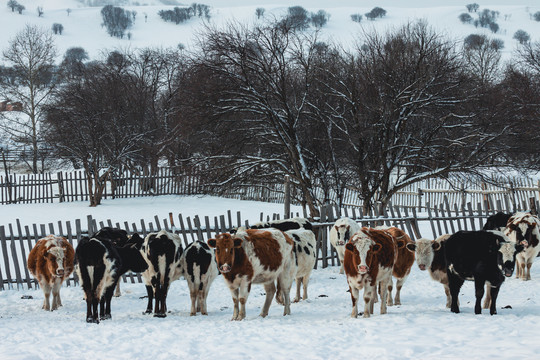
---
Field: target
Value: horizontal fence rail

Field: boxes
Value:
[2,196,534,290]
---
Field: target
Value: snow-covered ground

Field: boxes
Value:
[0,0,539,62]
[0,196,539,359]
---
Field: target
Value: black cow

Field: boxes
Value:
[247,217,313,232]
[180,241,218,315]
[75,237,148,323]
[140,230,184,317]
[483,212,512,232]
[445,230,524,315]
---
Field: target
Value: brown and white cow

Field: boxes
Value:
[27,235,75,311]
[504,212,539,280]
[344,227,396,318]
[208,228,296,320]
[379,226,415,306]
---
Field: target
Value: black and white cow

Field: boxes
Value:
[504,212,540,280]
[180,241,218,316]
[444,230,524,315]
[483,212,512,232]
[75,236,148,323]
[140,230,184,317]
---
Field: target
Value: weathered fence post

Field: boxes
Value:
[417,188,423,212]
[529,197,538,216]
[284,175,290,219]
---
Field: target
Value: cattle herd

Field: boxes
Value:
[25,211,540,323]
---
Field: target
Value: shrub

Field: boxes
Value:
[365,7,386,20]
[311,10,330,29]
[52,23,64,35]
[466,3,480,13]
[513,29,530,44]
[533,11,540,22]
[459,13,473,24]
[351,13,362,23]
[255,7,265,19]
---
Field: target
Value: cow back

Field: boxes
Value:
[383,227,415,278]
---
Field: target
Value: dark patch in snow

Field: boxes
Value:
[318,294,328,297]
[21,295,33,299]
[139,295,148,299]
[502,305,512,309]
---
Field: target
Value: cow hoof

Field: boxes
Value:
[190,312,196,316]
[86,317,99,324]
[153,313,167,318]
[201,312,208,315]
[143,309,152,315]
[100,314,112,320]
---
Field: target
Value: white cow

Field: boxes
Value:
[330,218,360,274]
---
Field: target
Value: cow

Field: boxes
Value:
[344,227,396,318]
[378,226,415,306]
[275,228,316,303]
[406,235,453,307]
[92,227,129,297]
[242,217,316,302]
[207,228,296,320]
[444,230,524,315]
[75,236,148,323]
[504,212,540,280]
[27,235,75,311]
[180,241,218,316]
[330,218,360,274]
[140,230,184,317]
[483,212,512,232]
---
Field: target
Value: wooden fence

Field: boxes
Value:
[2,196,534,290]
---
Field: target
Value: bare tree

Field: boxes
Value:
[462,34,502,84]
[0,25,57,173]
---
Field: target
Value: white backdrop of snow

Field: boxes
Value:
[0,196,539,359]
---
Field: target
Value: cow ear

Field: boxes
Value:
[345,243,355,252]
[208,239,217,248]
[432,242,441,251]
[371,243,382,254]
[233,238,243,248]
[396,240,406,249]
[405,243,416,252]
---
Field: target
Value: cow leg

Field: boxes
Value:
[261,282,276,318]
[517,259,524,279]
[488,286,500,315]
[338,249,345,274]
[230,288,240,321]
[526,262,532,281]
[443,284,452,308]
[51,278,62,310]
[144,285,153,314]
[114,281,121,297]
[101,284,116,320]
[448,272,464,314]
[275,279,284,305]
[363,285,374,318]
[394,276,407,306]
[99,296,106,319]
[474,278,486,314]
[190,288,197,316]
[349,286,359,318]
[483,284,492,309]
[41,282,52,311]
[238,282,250,320]
[293,277,302,303]
[302,274,310,300]
[91,295,99,324]
[379,279,389,315]
[198,287,208,315]
[386,278,394,306]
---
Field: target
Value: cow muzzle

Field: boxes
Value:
[357,265,369,274]
[418,264,426,271]
[219,264,231,273]
[336,240,345,246]
[56,269,65,277]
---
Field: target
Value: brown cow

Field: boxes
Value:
[344,227,396,318]
[380,227,415,306]
[208,228,296,321]
[27,235,75,311]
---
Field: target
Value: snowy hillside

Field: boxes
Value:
[1,0,540,61]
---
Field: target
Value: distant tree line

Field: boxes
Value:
[1,20,540,213]
[158,3,210,24]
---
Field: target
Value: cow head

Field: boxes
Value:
[208,233,242,273]
[505,213,540,248]
[345,230,379,274]
[406,236,446,271]
[334,224,351,246]
[45,242,67,277]
[497,240,525,277]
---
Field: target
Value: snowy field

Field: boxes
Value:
[0,196,540,359]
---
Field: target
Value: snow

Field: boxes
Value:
[0,0,539,62]
[0,195,540,359]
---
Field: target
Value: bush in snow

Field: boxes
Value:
[310,10,330,29]
[280,6,310,30]
[7,0,18,12]
[351,14,362,23]
[255,7,265,19]
[459,13,473,24]
[52,23,64,35]
[466,3,480,13]
[101,5,133,39]
[533,11,540,22]
[365,7,386,21]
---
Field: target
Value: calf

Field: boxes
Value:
[27,235,75,311]
[140,230,184,317]
[406,235,452,307]
[330,218,360,274]
[379,227,415,306]
[208,228,296,320]
[483,212,512,232]
[445,230,524,315]
[344,227,395,318]
[504,212,540,280]
[180,241,218,316]
[75,236,148,323]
